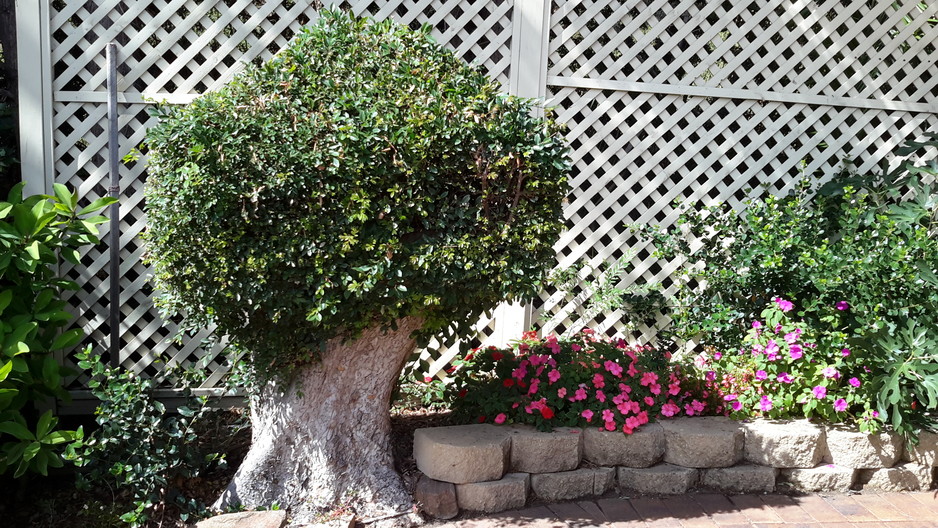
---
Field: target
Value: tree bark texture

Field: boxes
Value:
[216,316,425,523]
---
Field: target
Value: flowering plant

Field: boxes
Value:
[700,297,881,432]
[446,331,719,434]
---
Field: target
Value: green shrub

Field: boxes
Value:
[0,183,114,477]
[73,348,230,526]
[143,10,570,375]
[638,138,938,434]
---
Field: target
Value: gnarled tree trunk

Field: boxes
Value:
[216,316,425,523]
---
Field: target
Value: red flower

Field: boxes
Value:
[478,415,486,423]
[458,389,468,398]
[503,378,515,387]
[491,352,504,361]
[540,407,555,419]
[423,376,433,383]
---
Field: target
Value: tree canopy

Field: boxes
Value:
[144,10,570,372]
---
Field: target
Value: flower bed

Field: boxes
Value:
[411,419,938,518]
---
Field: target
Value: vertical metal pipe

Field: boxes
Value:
[106,43,121,369]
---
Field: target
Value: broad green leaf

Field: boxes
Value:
[77,196,118,216]
[0,360,11,382]
[0,421,34,441]
[35,410,54,439]
[51,328,83,350]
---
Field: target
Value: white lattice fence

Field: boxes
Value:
[32,0,516,392]
[536,0,938,340]
[17,0,938,395]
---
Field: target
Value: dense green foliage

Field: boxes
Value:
[0,183,113,476]
[73,348,231,526]
[144,11,569,373]
[637,137,938,434]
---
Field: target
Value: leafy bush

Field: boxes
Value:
[446,331,717,433]
[540,251,667,338]
[695,298,880,431]
[73,348,230,526]
[143,10,570,375]
[638,137,938,434]
[0,183,114,477]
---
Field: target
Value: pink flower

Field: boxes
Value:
[512,366,527,380]
[834,398,848,412]
[581,409,593,422]
[604,360,623,377]
[714,352,723,360]
[848,377,861,388]
[571,344,582,352]
[752,320,762,329]
[644,396,655,406]
[755,370,768,381]
[789,345,803,360]
[640,372,658,386]
[784,332,799,344]
[596,390,606,403]
[691,400,705,413]
[661,402,679,417]
[592,373,606,389]
[494,413,506,424]
[731,400,743,411]
[777,372,793,383]
[557,387,567,398]
[821,367,840,379]
[812,385,827,399]
[684,402,698,416]
[842,348,851,357]
[574,387,588,401]
[649,383,662,395]
[548,369,561,384]
[836,301,849,311]
[668,383,681,396]
[604,421,616,431]
[774,297,794,312]
[724,394,738,401]
[758,395,773,412]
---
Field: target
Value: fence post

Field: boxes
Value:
[489,0,552,343]
[15,0,53,195]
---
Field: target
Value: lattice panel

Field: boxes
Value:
[48,0,515,386]
[549,0,938,103]
[535,86,938,340]
[51,0,513,95]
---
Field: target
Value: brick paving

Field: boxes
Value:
[438,492,938,527]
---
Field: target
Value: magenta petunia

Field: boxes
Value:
[581,409,593,422]
[789,344,804,360]
[834,398,848,412]
[836,301,849,311]
[548,369,561,384]
[494,413,507,424]
[752,320,762,329]
[812,385,827,399]
[821,367,840,379]
[849,377,861,388]
[842,348,851,357]
[755,370,768,381]
[777,372,793,383]
[758,395,773,412]
[774,297,794,312]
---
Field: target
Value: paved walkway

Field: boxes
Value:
[439,492,938,527]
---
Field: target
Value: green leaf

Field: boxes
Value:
[35,410,54,439]
[51,328,84,350]
[0,421,34,441]
[0,360,11,382]
[25,240,40,261]
[77,197,118,216]
[52,183,78,209]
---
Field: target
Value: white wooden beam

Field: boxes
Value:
[16,0,53,195]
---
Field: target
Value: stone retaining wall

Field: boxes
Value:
[411,417,938,518]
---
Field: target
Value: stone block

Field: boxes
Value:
[530,468,615,501]
[195,511,287,528]
[414,424,510,484]
[780,464,857,492]
[742,419,824,468]
[825,426,902,469]
[455,472,529,513]
[903,431,938,467]
[583,423,664,468]
[618,463,698,494]
[701,464,777,493]
[661,416,743,468]
[508,425,583,474]
[414,475,458,519]
[860,463,933,491]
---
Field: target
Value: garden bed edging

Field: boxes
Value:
[411,417,938,518]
